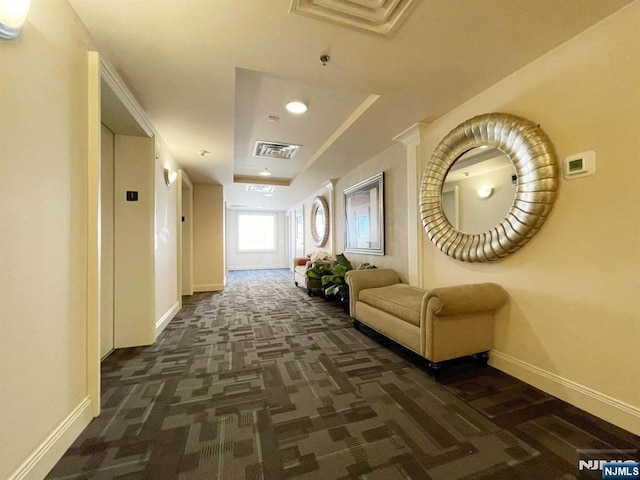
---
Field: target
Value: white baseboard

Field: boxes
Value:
[193,283,224,292]
[227,264,286,271]
[155,300,180,337]
[9,396,94,480]
[489,350,640,435]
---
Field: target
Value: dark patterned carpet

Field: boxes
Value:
[47,269,639,479]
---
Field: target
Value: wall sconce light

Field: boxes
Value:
[477,186,494,199]
[0,0,30,39]
[164,168,177,187]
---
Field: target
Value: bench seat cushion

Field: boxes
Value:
[358,284,425,327]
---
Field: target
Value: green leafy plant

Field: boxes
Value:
[322,253,353,297]
[358,262,377,270]
[321,254,377,298]
[305,260,334,281]
[305,253,377,301]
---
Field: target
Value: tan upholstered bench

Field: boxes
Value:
[345,268,508,378]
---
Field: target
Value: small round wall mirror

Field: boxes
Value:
[420,112,558,262]
[310,196,330,247]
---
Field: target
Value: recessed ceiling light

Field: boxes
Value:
[265,194,273,197]
[258,167,271,176]
[286,101,307,114]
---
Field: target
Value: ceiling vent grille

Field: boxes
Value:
[253,141,302,160]
[289,0,418,37]
[245,185,275,193]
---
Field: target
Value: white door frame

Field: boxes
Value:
[87,52,101,416]
[178,170,194,301]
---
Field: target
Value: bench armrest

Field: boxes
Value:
[423,282,508,317]
[293,257,309,269]
[422,282,508,362]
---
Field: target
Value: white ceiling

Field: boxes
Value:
[68,0,631,211]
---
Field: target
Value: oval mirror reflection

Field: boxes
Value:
[315,208,325,239]
[442,146,517,234]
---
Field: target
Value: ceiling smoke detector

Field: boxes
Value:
[253,141,302,160]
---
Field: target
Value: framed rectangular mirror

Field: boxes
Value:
[344,172,384,255]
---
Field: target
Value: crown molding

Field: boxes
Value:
[392,122,426,146]
[99,57,154,138]
[322,179,338,190]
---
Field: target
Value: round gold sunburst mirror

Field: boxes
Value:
[419,112,558,262]
[310,196,330,247]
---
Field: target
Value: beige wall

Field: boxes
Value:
[0,0,95,476]
[154,137,180,331]
[193,184,225,291]
[419,2,639,433]
[336,142,409,280]
[114,135,156,347]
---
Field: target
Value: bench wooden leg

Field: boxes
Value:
[428,361,442,380]
[476,351,489,366]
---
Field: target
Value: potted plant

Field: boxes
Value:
[322,254,376,314]
[305,259,335,296]
[322,253,353,301]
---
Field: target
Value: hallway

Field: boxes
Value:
[47,270,639,479]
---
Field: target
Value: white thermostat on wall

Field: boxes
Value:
[563,151,596,179]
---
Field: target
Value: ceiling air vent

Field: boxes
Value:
[289,0,419,37]
[253,141,302,160]
[245,185,275,193]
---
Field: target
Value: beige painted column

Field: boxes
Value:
[322,179,338,256]
[193,184,225,292]
[393,123,426,287]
